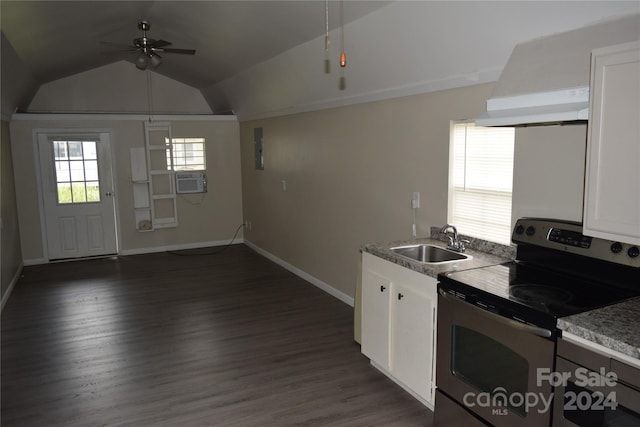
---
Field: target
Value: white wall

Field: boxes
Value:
[205,1,640,121]
[240,84,494,298]
[512,125,587,224]
[28,61,212,114]
[7,60,242,263]
[9,116,243,264]
[239,82,594,299]
[1,33,38,118]
[1,120,23,308]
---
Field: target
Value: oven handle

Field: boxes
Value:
[438,288,553,338]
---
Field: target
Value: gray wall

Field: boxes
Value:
[10,117,243,263]
[239,83,588,299]
[1,120,23,308]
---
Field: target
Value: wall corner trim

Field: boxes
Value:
[243,240,355,307]
[1,262,24,312]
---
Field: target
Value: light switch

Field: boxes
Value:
[412,191,420,209]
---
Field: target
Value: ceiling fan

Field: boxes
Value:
[101,20,196,70]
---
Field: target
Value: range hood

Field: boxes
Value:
[476,14,640,127]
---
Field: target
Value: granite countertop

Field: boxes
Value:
[364,228,640,363]
[361,229,514,280]
[557,296,640,361]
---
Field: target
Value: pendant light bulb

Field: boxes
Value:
[339,0,346,68]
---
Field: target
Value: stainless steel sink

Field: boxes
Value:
[389,244,471,264]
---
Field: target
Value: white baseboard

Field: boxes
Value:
[119,238,245,256]
[1,262,24,312]
[23,239,244,263]
[244,240,354,307]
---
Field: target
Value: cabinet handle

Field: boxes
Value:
[398,293,404,300]
[380,285,386,292]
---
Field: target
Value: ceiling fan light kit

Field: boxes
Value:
[149,52,162,68]
[135,53,149,70]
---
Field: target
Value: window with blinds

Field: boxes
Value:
[449,122,515,245]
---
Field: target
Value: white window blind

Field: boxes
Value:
[449,122,515,245]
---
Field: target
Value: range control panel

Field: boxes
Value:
[547,228,592,249]
[512,218,640,268]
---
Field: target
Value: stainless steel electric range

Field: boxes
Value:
[434,218,640,427]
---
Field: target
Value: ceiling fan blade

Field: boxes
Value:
[100,41,137,50]
[101,49,139,55]
[158,48,196,55]
[154,40,173,48]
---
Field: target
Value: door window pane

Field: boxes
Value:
[85,160,99,181]
[69,161,85,181]
[83,141,97,159]
[451,326,529,416]
[86,182,101,202]
[52,140,101,204]
[57,183,72,204]
[55,161,70,182]
[72,183,87,203]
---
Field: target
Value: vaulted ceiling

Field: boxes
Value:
[2,1,639,120]
[1,1,388,89]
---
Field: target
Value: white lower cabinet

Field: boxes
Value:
[361,252,437,407]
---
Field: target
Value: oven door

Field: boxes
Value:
[436,289,555,427]
[553,355,640,426]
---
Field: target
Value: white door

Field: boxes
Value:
[38,132,117,260]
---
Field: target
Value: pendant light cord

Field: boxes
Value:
[339,0,346,67]
[146,69,154,122]
[325,0,330,51]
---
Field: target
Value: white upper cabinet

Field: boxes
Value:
[583,41,640,245]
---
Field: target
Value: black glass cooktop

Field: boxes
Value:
[438,261,640,332]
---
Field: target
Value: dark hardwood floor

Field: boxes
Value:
[2,244,432,426]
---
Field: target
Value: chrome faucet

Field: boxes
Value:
[440,224,468,252]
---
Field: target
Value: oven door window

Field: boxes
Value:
[451,326,529,416]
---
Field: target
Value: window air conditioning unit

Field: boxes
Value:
[176,171,207,194]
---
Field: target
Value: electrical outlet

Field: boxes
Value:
[244,220,252,231]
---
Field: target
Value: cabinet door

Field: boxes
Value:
[391,281,436,402]
[584,41,640,244]
[361,269,392,368]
